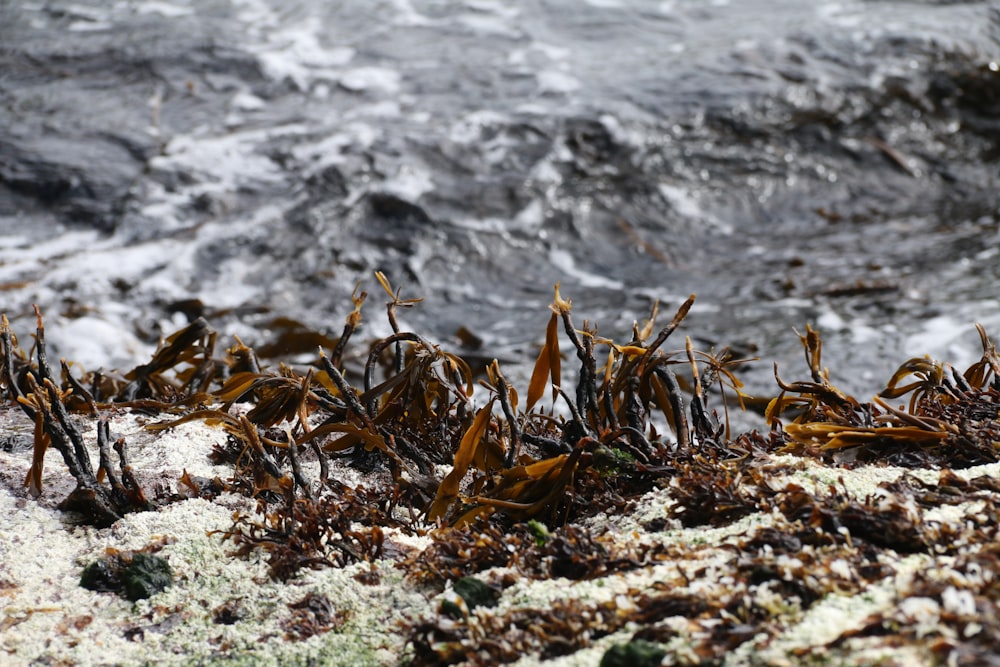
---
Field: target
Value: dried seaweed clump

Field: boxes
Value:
[218,481,403,582]
[406,583,733,666]
[767,323,1000,468]
[132,276,757,580]
[766,471,1000,664]
[1,310,153,526]
[281,592,349,641]
[402,519,661,588]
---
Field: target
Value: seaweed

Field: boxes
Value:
[5,276,1000,665]
[405,584,737,666]
[282,592,349,641]
[4,280,748,538]
[399,519,516,587]
[23,377,151,526]
[767,323,1000,467]
[80,542,174,601]
[119,316,217,403]
[176,279,752,582]
[8,280,996,555]
[401,518,658,592]
[201,270,748,578]
[0,309,152,525]
[818,499,1000,664]
[214,472,415,582]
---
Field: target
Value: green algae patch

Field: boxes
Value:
[122,553,173,601]
[80,551,173,601]
[453,577,500,611]
[600,639,667,667]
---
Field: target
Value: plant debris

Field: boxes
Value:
[767,323,1000,468]
[281,592,349,641]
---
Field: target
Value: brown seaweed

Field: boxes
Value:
[0,309,151,524]
[215,479,406,582]
[281,592,349,641]
[5,277,1000,665]
[767,323,1000,467]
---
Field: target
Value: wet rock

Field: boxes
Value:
[564,117,622,169]
[367,192,433,226]
[305,164,349,201]
[0,138,138,232]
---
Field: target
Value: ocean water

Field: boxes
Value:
[1,0,998,400]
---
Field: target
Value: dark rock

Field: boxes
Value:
[367,192,433,225]
[0,138,136,232]
[305,164,349,201]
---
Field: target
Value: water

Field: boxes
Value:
[1,0,999,403]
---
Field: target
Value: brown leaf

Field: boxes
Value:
[427,399,495,522]
[526,311,560,413]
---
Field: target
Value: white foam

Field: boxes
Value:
[154,130,285,187]
[0,233,30,249]
[548,248,624,290]
[904,314,980,371]
[291,123,378,165]
[45,317,152,372]
[385,0,433,27]
[136,1,194,18]
[67,20,112,32]
[816,308,847,332]
[448,110,508,144]
[514,199,545,230]
[381,164,435,201]
[230,90,266,112]
[232,0,356,90]
[657,183,733,234]
[537,69,581,94]
[339,67,402,94]
[0,229,101,270]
